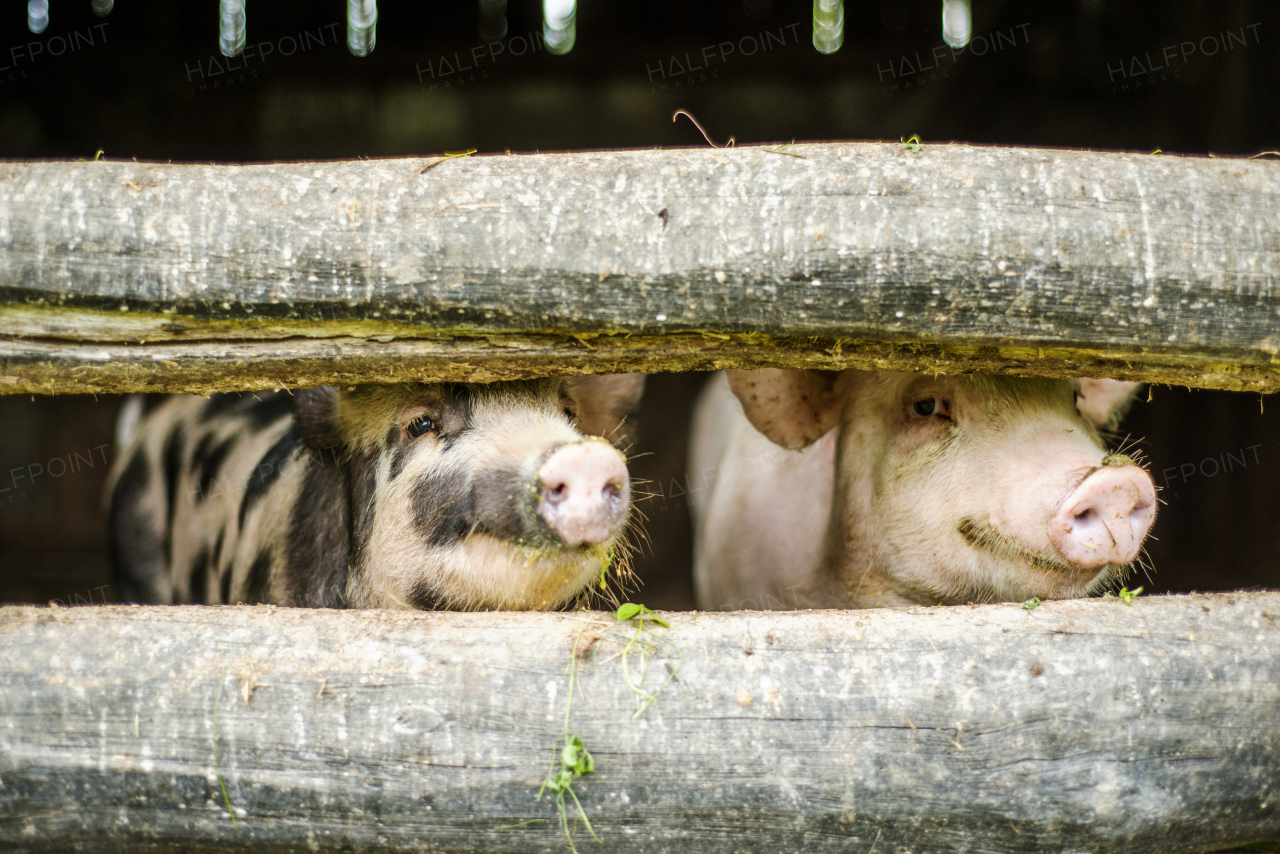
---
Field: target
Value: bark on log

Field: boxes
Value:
[1,594,1277,853]
[2,145,1279,395]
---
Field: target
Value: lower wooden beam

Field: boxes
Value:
[1,594,1277,852]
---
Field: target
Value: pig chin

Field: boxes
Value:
[358,531,614,611]
[434,535,612,610]
[954,517,1125,600]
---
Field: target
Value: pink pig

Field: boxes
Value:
[691,370,1157,610]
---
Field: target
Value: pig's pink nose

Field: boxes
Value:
[1049,464,1157,568]
[536,440,630,546]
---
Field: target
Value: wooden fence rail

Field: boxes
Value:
[2,144,1279,395]
[1,594,1277,852]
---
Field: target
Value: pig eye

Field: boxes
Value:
[910,397,951,420]
[406,415,437,439]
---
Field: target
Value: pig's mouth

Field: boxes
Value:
[956,517,1122,583]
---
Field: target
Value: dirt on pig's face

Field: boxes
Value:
[828,372,1155,606]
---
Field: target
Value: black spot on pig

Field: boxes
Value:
[161,426,185,566]
[242,393,293,430]
[408,579,446,610]
[219,566,233,605]
[109,453,148,532]
[201,393,243,420]
[189,545,211,603]
[283,449,349,608]
[191,433,213,463]
[409,466,475,547]
[109,452,163,603]
[347,451,379,570]
[472,463,550,547]
[245,550,272,603]
[239,428,298,528]
[388,448,410,481]
[192,435,234,502]
[386,425,412,481]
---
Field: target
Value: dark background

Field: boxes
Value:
[2,0,1277,607]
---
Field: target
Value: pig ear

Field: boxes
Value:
[293,386,344,450]
[727,368,841,451]
[567,374,646,444]
[1072,378,1142,430]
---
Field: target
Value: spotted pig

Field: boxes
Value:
[107,376,644,610]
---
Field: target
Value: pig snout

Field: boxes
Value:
[1049,458,1156,568]
[536,440,630,547]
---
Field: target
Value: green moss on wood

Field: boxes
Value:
[4,325,1280,395]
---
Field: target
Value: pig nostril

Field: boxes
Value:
[535,441,631,546]
[1050,466,1157,568]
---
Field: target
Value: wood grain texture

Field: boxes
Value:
[2,144,1279,395]
[1,594,1277,852]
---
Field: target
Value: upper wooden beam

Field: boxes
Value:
[2,144,1278,395]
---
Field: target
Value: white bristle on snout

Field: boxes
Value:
[535,439,629,546]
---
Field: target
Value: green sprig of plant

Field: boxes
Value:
[614,602,667,627]
[598,546,615,590]
[613,603,680,719]
[1103,586,1144,604]
[1022,597,1042,613]
[536,625,600,854]
[901,134,924,153]
[512,607,680,851]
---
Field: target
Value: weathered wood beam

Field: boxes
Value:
[1,595,1277,852]
[2,145,1279,395]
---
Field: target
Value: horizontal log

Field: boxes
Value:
[1,594,1277,852]
[2,145,1279,395]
